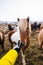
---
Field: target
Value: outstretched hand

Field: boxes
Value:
[13,40,22,53]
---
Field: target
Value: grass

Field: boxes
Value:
[0,31,43,65]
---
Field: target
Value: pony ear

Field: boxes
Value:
[17,18,20,22]
[27,16,29,22]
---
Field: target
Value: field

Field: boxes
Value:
[0,24,43,65]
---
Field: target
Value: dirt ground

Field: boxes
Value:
[0,27,43,65]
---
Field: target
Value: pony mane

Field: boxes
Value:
[0,32,3,40]
[18,19,27,32]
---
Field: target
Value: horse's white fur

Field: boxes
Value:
[18,19,27,32]
[11,26,21,43]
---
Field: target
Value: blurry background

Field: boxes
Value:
[0,0,43,23]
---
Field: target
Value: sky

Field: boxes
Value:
[0,0,43,22]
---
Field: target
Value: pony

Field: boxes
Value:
[38,26,43,49]
[8,24,14,31]
[40,24,43,30]
[37,23,41,30]
[38,23,43,47]
[0,32,5,52]
[8,30,16,48]
[17,17,30,50]
[31,22,37,31]
[8,17,31,65]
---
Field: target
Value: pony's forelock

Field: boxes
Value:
[18,19,27,32]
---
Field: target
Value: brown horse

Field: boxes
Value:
[17,17,30,52]
[40,24,43,30]
[38,29,43,49]
[38,23,43,49]
[8,24,14,31]
[8,17,31,65]
[8,30,17,48]
[17,17,30,65]
[0,32,5,52]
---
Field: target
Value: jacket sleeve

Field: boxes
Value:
[0,49,18,65]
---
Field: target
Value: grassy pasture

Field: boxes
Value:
[0,25,43,65]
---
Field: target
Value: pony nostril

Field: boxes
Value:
[25,43,27,46]
[21,42,27,47]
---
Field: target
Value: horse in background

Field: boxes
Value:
[8,24,18,48]
[31,22,37,31]
[38,24,43,49]
[8,30,16,48]
[40,24,43,30]
[31,22,41,31]
[8,24,16,48]
[8,24,14,31]
[37,23,41,30]
[0,32,5,52]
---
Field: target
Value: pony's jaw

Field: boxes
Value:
[21,39,27,47]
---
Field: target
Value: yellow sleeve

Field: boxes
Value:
[0,49,18,65]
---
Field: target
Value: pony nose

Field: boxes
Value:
[21,42,27,47]
[24,42,27,46]
[24,39,27,46]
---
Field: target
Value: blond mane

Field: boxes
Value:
[0,32,3,40]
[18,19,27,32]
